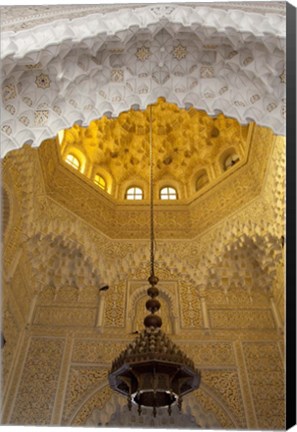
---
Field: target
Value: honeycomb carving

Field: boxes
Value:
[1,4,285,156]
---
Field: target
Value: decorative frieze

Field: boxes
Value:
[178,342,235,367]
[33,306,97,327]
[209,309,275,330]
[72,340,126,364]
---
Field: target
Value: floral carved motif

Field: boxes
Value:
[136,46,152,62]
[35,73,51,89]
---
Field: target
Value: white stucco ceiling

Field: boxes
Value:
[1,3,286,157]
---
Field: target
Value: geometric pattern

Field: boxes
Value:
[1,4,286,156]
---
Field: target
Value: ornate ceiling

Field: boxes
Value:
[1,3,285,156]
[57,98,249,198]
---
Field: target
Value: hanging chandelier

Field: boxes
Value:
[108,105,201,417]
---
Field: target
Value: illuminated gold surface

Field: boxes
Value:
[58,99,248,199]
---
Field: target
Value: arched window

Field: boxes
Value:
[65,154,80,170]
[160,186,177,200]
[94,174,106,191]
[126,187,143,200]
[196,171,209,191]
[223,153,240,171]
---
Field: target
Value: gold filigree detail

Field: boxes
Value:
[172,44,187,60]
[135,46,152,62]
[3,84,16,101]
[35,73,51,89]
[111,69,124,82]
[34,110,49,126]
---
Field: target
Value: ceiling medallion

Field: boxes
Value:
[108,106,201,417]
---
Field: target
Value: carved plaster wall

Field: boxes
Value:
[1,4,285,429]
[1,134,285,428]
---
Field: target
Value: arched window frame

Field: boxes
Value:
[125,186,144,200]
[94,174,107,191]
[65,153,80,170]
[159,186,178,200]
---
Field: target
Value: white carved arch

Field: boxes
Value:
[1,4,285,157]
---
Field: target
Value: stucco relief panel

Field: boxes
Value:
[33,306,97,327]
[179,282,202,329]
[194,388,235,429]
[10,266,31,322]
[178,342,235,368]
[201,369,246,428]
[209,309,275,330]
[2,302,21,388]
[10,337,64,425]
[71,386,113,426]
[72,340,126,364]
[103,281,126,328]
[62,366,108,424]
[242,341,285,429]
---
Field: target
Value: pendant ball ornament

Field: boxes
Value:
[108,105,201,417]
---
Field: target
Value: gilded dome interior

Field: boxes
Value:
[57,98,249,202]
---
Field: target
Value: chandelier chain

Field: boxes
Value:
[149,105,155,279]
